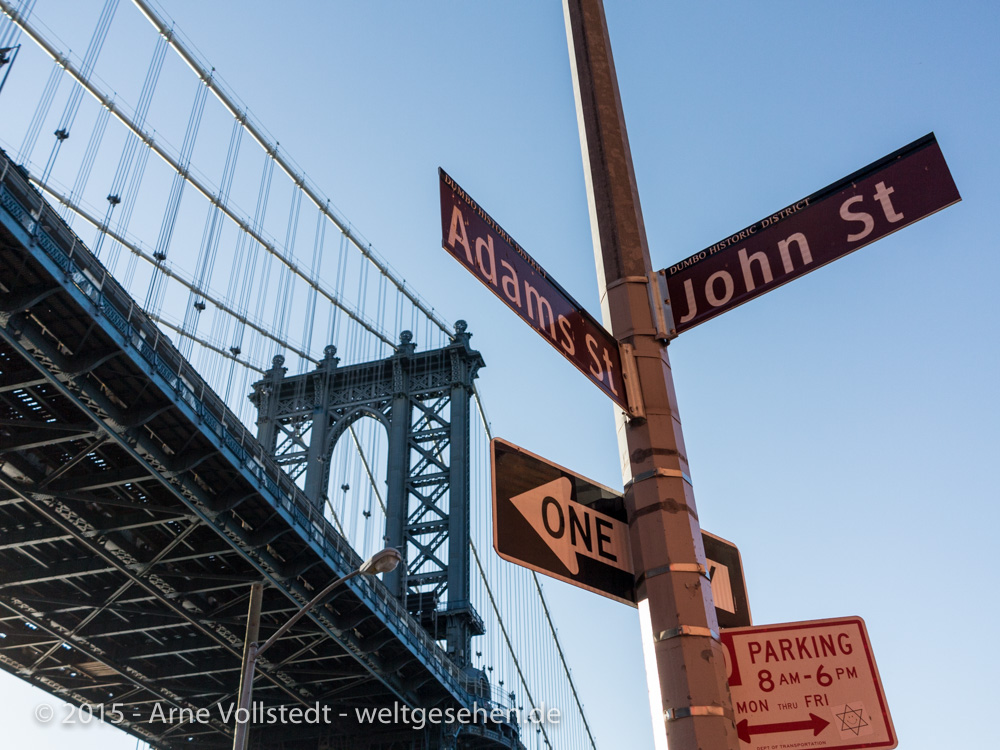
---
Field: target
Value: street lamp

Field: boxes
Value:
[232,548,402,750]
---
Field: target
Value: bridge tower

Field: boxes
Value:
[249,322,485,665]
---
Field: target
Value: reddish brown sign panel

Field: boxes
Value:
[659,134,960,334]
[491,438,636,606]
[440,169,628,410]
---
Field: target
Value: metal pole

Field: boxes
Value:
[227,550,399,749]
[256,570,361,659]
[233,582,263,750]
[562,2,739,749]
[230,570,363,750]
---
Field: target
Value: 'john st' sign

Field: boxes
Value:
[440,168,628,410]
[659,133,960,335]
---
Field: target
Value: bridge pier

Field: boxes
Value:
[249,323,486,666]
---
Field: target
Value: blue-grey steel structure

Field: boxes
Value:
[250,325,486,669]
[0,149,519,750]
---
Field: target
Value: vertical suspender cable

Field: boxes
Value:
[111,32,168,278]
[231,151,275,369]
[63,104,110,226]
[41,0,119,184]
[301,204,327,355]
[19,61,61,165]
[178,117,242,358]
[1,0,397,348]
[132,0,450,336]
[146,74,209,314]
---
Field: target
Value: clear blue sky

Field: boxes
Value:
[2,2,998,749]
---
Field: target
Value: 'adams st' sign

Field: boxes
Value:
[659,133,960,334]
[439,169,629,411]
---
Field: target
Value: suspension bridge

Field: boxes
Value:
[0,1,601,748]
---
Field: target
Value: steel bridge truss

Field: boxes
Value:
[250,326,487,668]
[0,150,518,750]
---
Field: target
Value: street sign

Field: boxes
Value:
[658,133,961,335]
[721,616,896,750]
[440,169,629,411]
[491,438,750,622]
[703,531,751,629]
[491,437,635,605]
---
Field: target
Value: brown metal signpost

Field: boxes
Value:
[437,3,958,747]
[561,2,958,748]
[563,1,739,748]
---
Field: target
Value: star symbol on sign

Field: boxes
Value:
[836,704,870,736]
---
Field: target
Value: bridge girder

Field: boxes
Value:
[0,148,520,749]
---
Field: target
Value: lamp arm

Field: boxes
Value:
[254,569,361,660]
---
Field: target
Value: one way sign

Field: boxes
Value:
[491,438,750,623]
[492,438,636,605]
[509,477,632,577]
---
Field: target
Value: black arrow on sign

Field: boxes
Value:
[737,713,829,743]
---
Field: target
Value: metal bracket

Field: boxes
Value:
[627,466,693,488]
[618,340,645,420]
[643,562,710,581]
[652,270,678,341]
[606,271,676,342]
[654,625,719,642]
[664,705,728,721]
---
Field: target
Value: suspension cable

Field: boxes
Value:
[32,176,318,364]
[472,384,597,749]
[531,571,597,749]
[130,0,450,334]
[64,103,110,226]
[469,540,553,749]
[40,0,118,184]
[149,315,264,374]
[0,0,394,347]
[347,424,387,515]
[146,75,209,313]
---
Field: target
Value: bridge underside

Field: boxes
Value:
[0,154,518,750]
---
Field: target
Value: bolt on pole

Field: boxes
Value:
[561,1,739,748]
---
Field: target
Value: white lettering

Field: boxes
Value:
[446,206,472,262]
[475,235,498,285]
[524,281,556,339]
[601,347,618,395]
[777,232,813,271]
[585,334,603,381]
[557,314,575,356]
[840,195,875,242]
[677,278,698,324]
[873,181,904,223]
[738,247,773,291]
[705,270,734,307]
[499,260,521,306]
